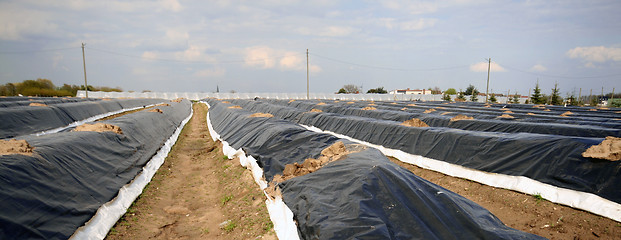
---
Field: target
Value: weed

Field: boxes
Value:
[264,220,274,231]
[203,228,210,234]
[224,221,237,232]
[222,155,229,160]
[221,195,233,205]
[532,193,544,203]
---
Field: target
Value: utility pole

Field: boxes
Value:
[578,88,582,105]
[612,88,616,105]
[306,49,309,100]
[82,43,88,98]
[486,58,491,103]
[589,89,593,106]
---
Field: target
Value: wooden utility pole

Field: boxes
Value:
[306,49,309,100]
[612,88,616,105]
[82,43,89,98]
[486,58,491,103]
[578,88,582,105]
[589,89,593,106]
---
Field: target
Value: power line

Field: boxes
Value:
[0,47,79,54]
[310,52,470,72]
[500,64,621,79]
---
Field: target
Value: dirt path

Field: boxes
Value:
[106,103,275,239]
[391,158,621,240]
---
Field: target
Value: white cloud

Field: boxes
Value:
[470,61,505,72]
[160,0,183,12]
[141,51,158,59]
[194,67,226,77]
[378,18,436,31]
[0,6,58,40]
[530,64,547,72]
[297,26,356,37]
[566,46,621,67]
[244,46,321,72]
[381,1,438,14]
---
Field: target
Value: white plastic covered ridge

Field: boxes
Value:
[300,124,621,223]
[203,101,300,240]
[70,106,193,239]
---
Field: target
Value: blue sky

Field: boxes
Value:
[1,0,620,96]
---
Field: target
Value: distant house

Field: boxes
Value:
[389,88,433,95]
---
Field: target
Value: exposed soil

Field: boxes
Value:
[228,105,242,109]
[106,103,275,240]
[561,111,574,117]
[73,123,123,134]
[361,106,376,110]
[582,136,621,161]
[424,109,436,113]
[148,108,164,113]
[498,114,515,119]
[309,109,322,113]
[0,139,34,156]
[400,118,429,127]
[29,102,47,107]
[450,114,474,122]
[271,141,351,183]
[97,106,154,121]
[316,102,326,105]
[248,113,274,118]
[390,157,621,240]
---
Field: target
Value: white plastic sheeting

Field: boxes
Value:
[70,107,193,239]
[202,101,300,240]
[300,124,621,223]
[78,91,524,103]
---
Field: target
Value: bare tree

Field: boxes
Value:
[342,84,361,94]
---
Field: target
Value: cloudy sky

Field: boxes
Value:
[1,0,620,96]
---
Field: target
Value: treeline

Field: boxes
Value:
[0,79,122,97]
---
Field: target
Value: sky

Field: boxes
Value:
[1,0,620,96]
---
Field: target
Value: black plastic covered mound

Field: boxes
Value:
[205,99,544,239]
[0,97,98,108]
[0,99,191,239]
[0,98,165,139]
[258,99,621,137]
[220,99,621,204]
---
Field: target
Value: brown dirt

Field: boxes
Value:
[368,103,376,106]
[221,101,231,104]
[390,157,621,240]
[400,118,429,127]
[271,141,349,184]
[589,109,598,112]
[248,113,274,118]
[288,100,295,103]
[407,104,417,106]
[148,109,163,113]
[346,102,355,104]
[435,106,446,109]
[106,103,275,240]
[0,139,34,156]
[543,109,551,112]
[560,111,574,117]
[73,123,123,134]
[309,109,322,113]
[424,109,436,113]
[528,113,537,116]
[503,110,514,114]
[29,102,47,107]
[155,103,171,107]
[228,106,242,109]
[498,114,514,119]
[450,115,474,122]
[361,107,376,110]
[440,112,452,115]
[316,102,326,105]
[400,107,408,111]
[171,98,184,103]
[582,136,621,161]
[97,107,153,121]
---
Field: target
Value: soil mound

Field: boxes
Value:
[400,118,429,127]
[29,103,47,107]
[582,136,621,161]
[221,101,231,103]
[346,102,355,104]
[450,115,474,122]
[73,123,123,134]
[503,110,514,114]
[560,111,573,117]
[498,114,514,119]
[309,109,322,113]
[527,113,536,116]
[271,142,364,184]
[316,102,326,105]
[155,103,170,107]
[361,107,376,110]
[440,112,452,115]
[423,109,436,113]
[0,139,34,156]
[407,104,416,106]
[228,105,242,109]
[248,113,273,118]
[288,100,295,103]
[148,109,163,113]
[400,107,407,111]
[171,98,184,103]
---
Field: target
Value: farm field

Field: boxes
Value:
[1,97,620,239]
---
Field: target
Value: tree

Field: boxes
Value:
[340,84,360,94]
[444,88,457,95]
[442,93,451,101]
[512,93,520,104]
[470,92,478,102]
[489,94,497,103]
[367,87,387,94]
[464,84,479,96]
[531,82,545,104]
[550,82,562,105]
[338,88,347,94]
[430,86,442,94]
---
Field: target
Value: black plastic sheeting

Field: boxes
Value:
[0,97,98,108]
[216,99,621,205]
[259,99,621,138]
[0,98,165,139]
[205,99,544,239]
[0,99,191,239]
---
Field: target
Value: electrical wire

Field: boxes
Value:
[0,47,79,54]
[310,52,470,72]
